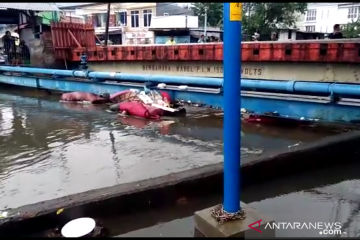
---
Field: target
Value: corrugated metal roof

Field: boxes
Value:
[0,3,60,11]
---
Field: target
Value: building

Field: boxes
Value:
[149,15,199,43]
[294,13,305,31]
[303,3,360,33]
[0,3,61,67]
[277,28,325,41]
[58,3,194,45]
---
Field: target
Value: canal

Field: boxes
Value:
[119,159,360,238]
[0,87,345,210]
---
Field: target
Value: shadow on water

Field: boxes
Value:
[0,88,351,214]
[116,159,360,238]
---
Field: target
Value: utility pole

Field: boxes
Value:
[204,7,208,37]
[104,3,111,46]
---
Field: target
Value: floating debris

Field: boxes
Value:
[0,211,8,218]
[288,142,301,148]
[241,147,263,155]
[157,83,166,89]
[0,209,20,220]
[56,208,64,215]
[50,217,108,238]
[61,217,96,238]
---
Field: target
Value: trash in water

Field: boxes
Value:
[288,142,301,148]
[157,83,166,89]
[0,211,8,218]
[56,208,64,215]
[61,217,96,238]
[0,210,20,219]
[47,218,108,238]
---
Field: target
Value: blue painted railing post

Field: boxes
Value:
[223,2,242,213]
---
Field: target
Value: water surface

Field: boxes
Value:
[0,89,344,209]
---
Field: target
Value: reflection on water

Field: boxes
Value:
[0,90,343,209]
[120,161,360,238]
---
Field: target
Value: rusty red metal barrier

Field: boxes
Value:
[51,22,96,60]
[62,41,360,63]
[49,23,360,64]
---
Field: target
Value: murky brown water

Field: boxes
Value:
[0,88,344,210]
[119,160,360,238]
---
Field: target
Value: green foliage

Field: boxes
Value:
[342,19,360,38]
[190,3,223,27]
[190,3,307,38]
[242,3,307,37]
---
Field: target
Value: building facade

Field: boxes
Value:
[303,3,360,33]
[58,3,194,45]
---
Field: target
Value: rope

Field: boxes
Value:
[211,204,246,224]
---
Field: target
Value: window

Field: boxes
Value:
[348,7,359,19]
[288,30,292,39]
[306,25,315,32]
[131,10,139,28]
[143,9,152,27]
[96,13,106,27]
[117,11,127,26]
[306,9,316,21]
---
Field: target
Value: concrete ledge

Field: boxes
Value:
[194,202,275,238]
[1,131,360,236]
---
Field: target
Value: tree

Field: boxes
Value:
[190,3,307,39]
[242,3,307,39]
[190,3,223,27]
[342,19,360,38]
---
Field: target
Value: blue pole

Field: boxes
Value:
[223,3,242,213]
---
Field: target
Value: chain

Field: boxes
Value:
[211,204,246,224]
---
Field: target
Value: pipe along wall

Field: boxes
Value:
[1,66,360,99]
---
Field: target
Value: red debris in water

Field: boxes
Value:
[160,91,172,102]
[118,102,163,119]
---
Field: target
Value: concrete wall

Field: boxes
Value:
[294,13,305,31]
[21,28,62,68]
[151,15,198,28]
[278,30,297,41]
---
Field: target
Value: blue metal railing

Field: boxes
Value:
[1,65,360,99]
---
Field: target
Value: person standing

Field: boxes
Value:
[271,32,278,41]
[328,24,343,39]
[198,34,205,43]
[19,40,31,66]
[166,35,176,45]
[2,31,16,64]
